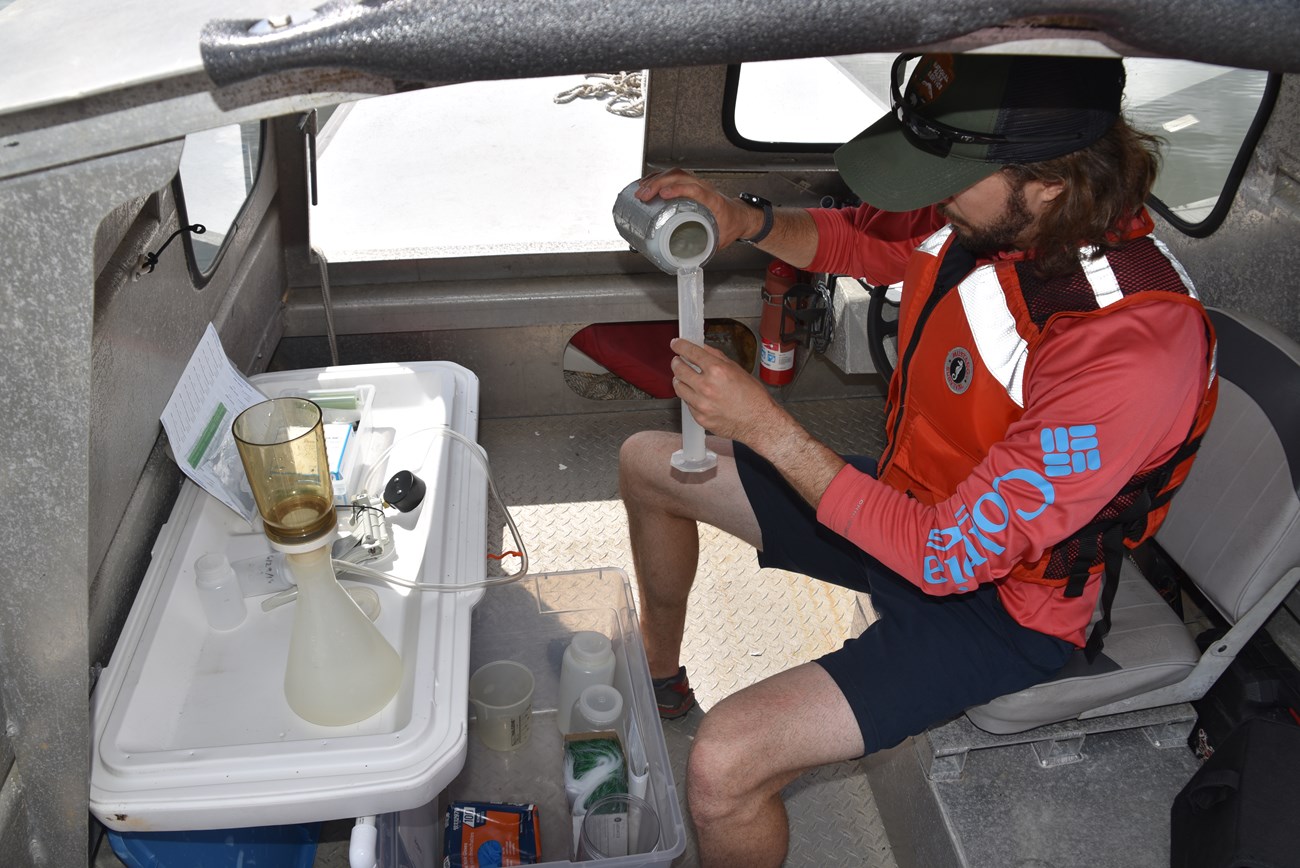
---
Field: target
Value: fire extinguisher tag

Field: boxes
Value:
[760,341,795,372]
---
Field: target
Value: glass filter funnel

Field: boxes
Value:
[232,397,402,726]
[231,397,336,547]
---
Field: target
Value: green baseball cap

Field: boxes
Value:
[835,53,1126,212]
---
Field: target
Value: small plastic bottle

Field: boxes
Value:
[557,631,616,734]
[570,684,624,734]
[194,553,246,631]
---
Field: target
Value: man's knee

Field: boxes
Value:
[686,707,775,825]
[618,430,676,502]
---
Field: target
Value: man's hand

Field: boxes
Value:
[670,337,783,441]
[637,169,763,249]
[670,338,847,508]
[636,168,820,268]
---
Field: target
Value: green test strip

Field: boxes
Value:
[187,402,228,468]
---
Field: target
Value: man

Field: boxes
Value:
[619,52,1218,866]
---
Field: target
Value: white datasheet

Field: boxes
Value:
[160,323,267,525]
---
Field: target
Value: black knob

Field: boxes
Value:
[382,470,426,513]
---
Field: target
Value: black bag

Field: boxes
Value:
[1170,717,1300,868]
[1189,628,1300,758]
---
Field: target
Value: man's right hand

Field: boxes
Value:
[635,169,766,250]
[634,168,820,268]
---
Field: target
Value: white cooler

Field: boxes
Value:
[91,362,484,832]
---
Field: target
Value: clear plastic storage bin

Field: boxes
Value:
[432,567,686,868]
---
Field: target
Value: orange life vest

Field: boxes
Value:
[876,215,1218,657]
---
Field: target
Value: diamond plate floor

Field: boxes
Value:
[473,398,897,868]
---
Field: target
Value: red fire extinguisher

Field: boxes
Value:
[759,259,799,386]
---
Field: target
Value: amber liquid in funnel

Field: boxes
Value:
[264,493,336,545]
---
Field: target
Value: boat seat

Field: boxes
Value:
[965,307,1300,735]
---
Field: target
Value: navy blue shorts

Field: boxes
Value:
[732,442,1073,755]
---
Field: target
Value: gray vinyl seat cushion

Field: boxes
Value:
[961,307,1300,736]
[964,559,1199,734]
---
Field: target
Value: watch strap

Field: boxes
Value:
[738,193,774,245]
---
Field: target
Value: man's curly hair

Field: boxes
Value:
[1005,117,1163,279]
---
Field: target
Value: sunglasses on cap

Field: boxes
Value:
[890,53,1091,158]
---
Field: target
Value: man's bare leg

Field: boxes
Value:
[622,432,865,863]
[618,430,761,679]
[689,662,865,867]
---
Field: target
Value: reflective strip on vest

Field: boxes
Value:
[1149,235,1216,385]
[918,224,954,256]
[1079,246,1125,308]
[956,265,1030,407]
[946,238,1197,409]
[1151,236,1201,299]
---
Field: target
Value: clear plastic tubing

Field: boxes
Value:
[671,266,718,473]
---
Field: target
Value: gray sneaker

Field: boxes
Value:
[652,666,696,720]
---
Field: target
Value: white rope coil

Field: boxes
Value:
[554,71,645,118]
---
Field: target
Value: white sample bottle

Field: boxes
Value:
[282,544,403,726]
[557,631,616,734]
[570,684,624,734]
[194,553,247,631]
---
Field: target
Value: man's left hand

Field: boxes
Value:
[671,337,847,508]
[670,338,789,443]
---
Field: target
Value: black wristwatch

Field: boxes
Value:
[737,192,774,245]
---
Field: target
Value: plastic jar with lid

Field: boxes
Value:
[557,631,616,734]
[569,684,624,734]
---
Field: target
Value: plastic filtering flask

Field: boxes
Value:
[557,631,617,734]
[282,545,402,726]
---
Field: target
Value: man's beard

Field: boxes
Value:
[939,180,1034,257]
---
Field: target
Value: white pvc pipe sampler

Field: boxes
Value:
[611,181,720,473]
[671,266,717,472]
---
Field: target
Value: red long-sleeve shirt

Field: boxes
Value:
[805,205,1210,645]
